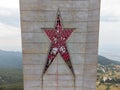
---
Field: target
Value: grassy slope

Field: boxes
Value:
[0,82,23,88]
[0,68,23,84]
[0,68,23,90]
[0,50,23,89]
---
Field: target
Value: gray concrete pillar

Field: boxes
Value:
[20,0,101,90]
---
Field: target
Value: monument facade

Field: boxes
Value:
[20,0,101,90]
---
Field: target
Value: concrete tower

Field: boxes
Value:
[20,0,100,90]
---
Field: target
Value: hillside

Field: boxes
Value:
[98,55,120,65]
[0,50,23,88]
[97,56,120,90]
[0,50,22,68]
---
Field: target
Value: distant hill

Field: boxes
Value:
[98,55,120,65]
[0,50,22,68]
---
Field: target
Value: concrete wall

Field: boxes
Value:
[20,0,100,90]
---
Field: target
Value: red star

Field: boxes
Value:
[42,9,75,76]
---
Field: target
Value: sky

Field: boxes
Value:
[99,0,120,61]
[0,0,120,60]
[0,0,21,51]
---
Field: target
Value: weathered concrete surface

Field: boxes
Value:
[20,0,100,90]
